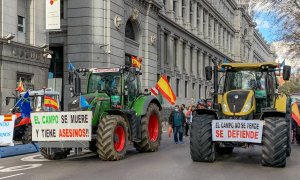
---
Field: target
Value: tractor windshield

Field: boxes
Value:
[87,72,121,94]
[224,70,267,96]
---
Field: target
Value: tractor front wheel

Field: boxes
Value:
[96,115,128,161]
[262,116,288,167]
[22,125,32,144]
[190,114,216,162]
[134,103,162,152]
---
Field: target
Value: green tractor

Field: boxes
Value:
[39,66,162,161]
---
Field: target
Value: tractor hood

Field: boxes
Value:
[221,90,255,116]
[68,93,110,111]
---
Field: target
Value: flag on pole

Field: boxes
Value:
[131,56,142,69]
[44,96,59,110]
[4,114,13,122]
[292,102,300,126]
[68,61,76,71]
[150,87,158,96]
[16,79,25,92]
[15,91,31,118]
[280,60,285,67]
[80,95,90,108]
[155,75,176,105]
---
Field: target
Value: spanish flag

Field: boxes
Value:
[16,80,25,92]
[44,96,59,110]
[131,56,142,69]
[155,75,176,105]
[292,102,300,126]
[4,114,12,121]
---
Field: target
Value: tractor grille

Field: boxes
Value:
[226,91,249,113]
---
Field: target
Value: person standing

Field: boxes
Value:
[169,105,186,144]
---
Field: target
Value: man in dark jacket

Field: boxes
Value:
[169,105,186,144]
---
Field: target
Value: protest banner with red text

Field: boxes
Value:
[31,111,92,141]
[212,119,263,143]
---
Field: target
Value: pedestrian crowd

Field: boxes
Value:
[168,99,211,144]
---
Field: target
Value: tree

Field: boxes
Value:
[249,0,300,65]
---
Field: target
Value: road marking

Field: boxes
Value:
[0,164,42,172]
[0,173,24,179]
[21,154,50,162]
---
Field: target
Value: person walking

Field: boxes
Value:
[169,105,186,144]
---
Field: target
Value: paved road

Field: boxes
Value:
[1,133,300,180]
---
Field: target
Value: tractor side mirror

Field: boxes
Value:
[68,72,74,84]
[5,97,10,106]
[283,65,291,81]
[205,66,213,81]
[74,77,81,96]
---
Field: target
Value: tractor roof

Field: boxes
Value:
[20,88,60,96]
[220,62,279,70]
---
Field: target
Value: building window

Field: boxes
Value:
[61,0,64,19]
[17,73,34,90]
[185,81,188,98]
[164,33,168,64]
[157,74,161,82]
[176,79,180,96]
[205,86,207,98]
[190,47,193,73]
[125,20,135,40]
[192,83,195,91]
[167,76,171,83]
[18,16,25,32]
[208,16,211,38]
[174,38,177,67]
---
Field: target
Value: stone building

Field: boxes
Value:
[0,0,51,114]
[50,0,276,108]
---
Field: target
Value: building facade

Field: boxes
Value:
[50,0,276,108]
[0,0,51,114]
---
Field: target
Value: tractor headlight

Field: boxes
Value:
[222,103,229,112]
[242,99,252,113]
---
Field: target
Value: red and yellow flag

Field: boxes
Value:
[4,114,12,121]
[155,75,176,105]
[16,80,25,92]
[292,102,300,126]
[131,56,142,69]
[44,96,59,110]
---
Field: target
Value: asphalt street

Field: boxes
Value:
[1,133,300,180]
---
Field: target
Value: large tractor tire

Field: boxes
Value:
[41,148,71,160]
[262,116,288,167]
[134,103,162,152]
[296,126,300,144]
[96,115,128,161]
[22,125,32,144]
[190,114,216,162]
[216,146,234,155]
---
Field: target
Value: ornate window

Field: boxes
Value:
[125,20,135,40]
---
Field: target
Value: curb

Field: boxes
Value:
[0,143,39,158]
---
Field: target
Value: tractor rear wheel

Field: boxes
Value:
[262,116,288,167]
[134,103,162,152]
[22,125,32,144]
[190,114,216,162]
[41,148,71,160]
[96,115,128,161]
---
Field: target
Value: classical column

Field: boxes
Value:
[192,47,198,76]
[184,0,191,30]
[165,0,175,20]
[169,34,174,71]
[160,29,165,70]
[192,0,197,34]
[210,16,214,44]
[220,25,224,51]
[215,20,219,47]
[198,5,204,38]
[185,43,190,74]
[177,38,183,73]
[198,50,204,79]
[224,29,227,53]
[204,11,209,40]
[176,0,183,25]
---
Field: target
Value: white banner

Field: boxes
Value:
[212,120,263,143]
[31,111,92,141]
[46,0,61,30]
[0,115,16,146]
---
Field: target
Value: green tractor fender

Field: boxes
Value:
[132,95,162,116]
